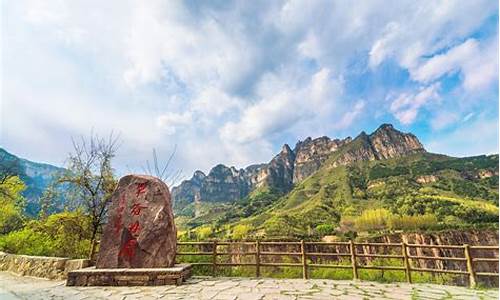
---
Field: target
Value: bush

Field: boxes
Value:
[232,224,251,240]
[388,214,438,231]
[315,224,336,236]
[351,208,438,233]
[0,210,92,258]
[195,226,213,240]
[354,209,391,232]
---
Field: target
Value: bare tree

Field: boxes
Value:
[59,132,120,259]
[142,145,183,187]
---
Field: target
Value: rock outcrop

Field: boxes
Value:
[293,136,351,182]
[369,123,425,159]
[172,124,426,212]
[330,124,425,167]
[172,145,296,207]
[97,175,176,269]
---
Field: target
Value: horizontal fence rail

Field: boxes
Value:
[176,240,499,288]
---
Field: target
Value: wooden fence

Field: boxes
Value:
[176,241,499,288]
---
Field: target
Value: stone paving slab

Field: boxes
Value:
[0,271,497,300]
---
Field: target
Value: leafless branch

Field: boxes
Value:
[141,145,182,186]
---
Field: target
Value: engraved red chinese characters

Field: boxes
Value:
[96,175,177,268]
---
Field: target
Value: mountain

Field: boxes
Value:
[231,152,498,237]
[172,124,498,237]
[172,124,425,215]
[0,148,65,215]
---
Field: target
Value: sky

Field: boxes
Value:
[1,0,499,183]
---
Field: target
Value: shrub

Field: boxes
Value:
[232,224,251,240]
[388,214,438,231]
[0,210,92,258]
[315,224,336,236]
[354,209,391,232]
[196,226,213,240]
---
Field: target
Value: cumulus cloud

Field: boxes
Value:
[412,39,479,83]
[219,67,343,144]
[410,38,498,91]
[156,112,192,135]
[390,84,441,125]
[1,0,497,177]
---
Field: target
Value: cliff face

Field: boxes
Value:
[172,124,427,211]
[330,124,425,167]
[293,136,351,182]
[172,145,296,207]
[369,124,425,159]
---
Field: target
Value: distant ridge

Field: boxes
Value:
[0,148,65,215]
[172,124,425,212]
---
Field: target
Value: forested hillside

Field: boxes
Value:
[177,150,498,239]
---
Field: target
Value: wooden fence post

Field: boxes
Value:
[464,244,477,288]
[212,240,217,275]
[350,240,358,280]
[255,240,261,277]
[402,242,412,284]
[301,240,308,279]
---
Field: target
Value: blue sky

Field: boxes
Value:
[1,1,498,181]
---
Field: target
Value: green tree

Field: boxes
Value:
[0,176,26,234]
[0,210,92,258]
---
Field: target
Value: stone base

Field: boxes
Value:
[66,264,192,286]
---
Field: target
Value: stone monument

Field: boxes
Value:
[67,175,191,286]
[97,175,177,268]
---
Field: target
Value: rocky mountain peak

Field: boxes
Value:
[172,124,427,211]
[376,123,394,131]
[369,123,425,159]
[292,135,351,182]
[281,143,293,155]
[192,171,206,181]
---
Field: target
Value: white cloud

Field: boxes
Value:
[426,116,498,157]
[411,39,479,83]
[219,67,343,144]
[123,1,259,94]
[367,0,496,70]
[335,101,365,129]
[462,37,498,91]
[463,112,475,122]
[191,87,243,118]
[156,112,192,135]
[409,38,498,91]
[369,22,400,69]
[430,112,459,130]
[390,84,441,125]
[1,0,497,178]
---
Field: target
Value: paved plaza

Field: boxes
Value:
[0,271,497,300]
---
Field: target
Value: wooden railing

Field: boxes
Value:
[176,241,499,288]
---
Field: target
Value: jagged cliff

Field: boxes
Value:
[329,124,425,167]
[172,124,426,213]
[293,136,351,182]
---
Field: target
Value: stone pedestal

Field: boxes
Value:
[66,264,192,286]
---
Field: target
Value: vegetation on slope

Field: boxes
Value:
[180,153,499,240]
